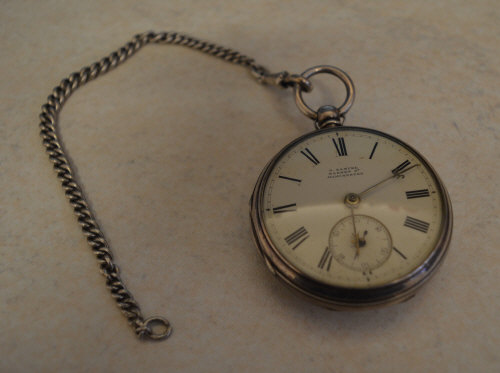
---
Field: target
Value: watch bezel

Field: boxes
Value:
[250,126,453,309]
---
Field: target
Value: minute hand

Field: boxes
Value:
[358,164,420,198]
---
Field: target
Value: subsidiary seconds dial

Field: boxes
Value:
[329,215,392,272]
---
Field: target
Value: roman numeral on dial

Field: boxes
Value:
[278,175,301,183]
[369,142,378,159]
[392,160,411,175]
[332,137,348,156]
[406,189,430,199]
[393,247,407,260]
[272,203,297,214]
[404,216,430,233]
[300,148,320,165]
[284,226,309,250]
[317,247,333,271]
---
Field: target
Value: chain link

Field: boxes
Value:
[38,31,307,340]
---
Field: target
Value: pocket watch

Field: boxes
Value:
[39,32,452,340]
[250,67,452,309]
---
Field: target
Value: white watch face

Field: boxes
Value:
[261,127,445,288]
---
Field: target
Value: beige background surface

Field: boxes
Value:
[1,1,499,372]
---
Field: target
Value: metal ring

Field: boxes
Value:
[143,316,172,340]
[294,65,355,120]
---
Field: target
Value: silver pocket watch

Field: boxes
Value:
[250,67,452,309]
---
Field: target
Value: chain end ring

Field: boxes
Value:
[138,316,172,341]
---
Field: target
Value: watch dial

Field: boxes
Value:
[261,127,445,288]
